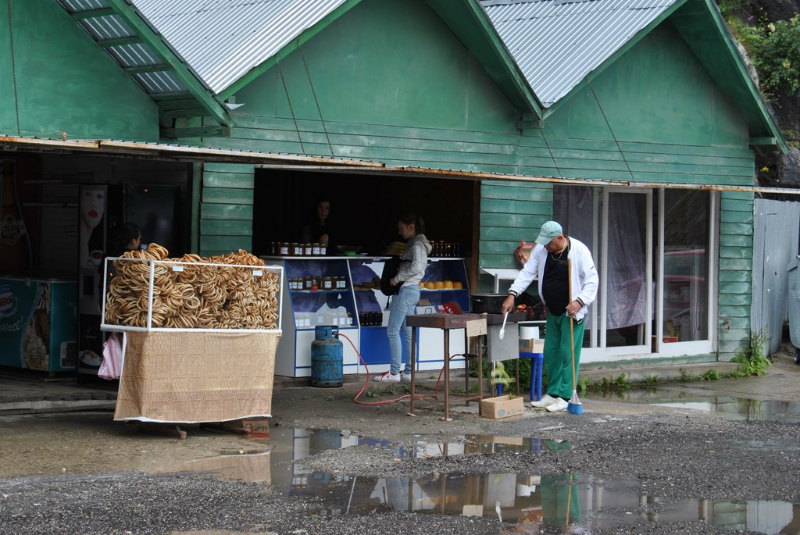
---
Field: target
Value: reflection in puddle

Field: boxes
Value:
[154,428,800,534]
[652,397,800,422]
[585,391,800,422]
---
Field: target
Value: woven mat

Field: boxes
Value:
[115,331,278,423]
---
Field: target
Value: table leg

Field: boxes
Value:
[477,336,483,401]
[515,358,520,397]
[409,327,417,416]
[443,328,450,421]
[464,330,470,406]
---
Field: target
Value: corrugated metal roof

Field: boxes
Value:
[55,0,187,94]
[128,0,348,95]
[481,0,678,107]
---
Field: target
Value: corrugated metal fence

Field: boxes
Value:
[752,198,800,354]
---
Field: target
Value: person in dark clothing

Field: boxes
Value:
[302,199,336,253]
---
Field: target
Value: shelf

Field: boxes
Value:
[420,289,468,292]
[295,326,358,331]
[291,289,350,294]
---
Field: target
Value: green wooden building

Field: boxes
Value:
[0,0,788,365]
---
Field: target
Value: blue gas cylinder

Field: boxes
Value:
[311,325,343,387]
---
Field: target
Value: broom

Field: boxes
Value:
[567,258,583,415]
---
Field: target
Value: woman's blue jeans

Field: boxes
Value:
[386,285,420,375]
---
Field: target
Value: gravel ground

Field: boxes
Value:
[0,353,798,535]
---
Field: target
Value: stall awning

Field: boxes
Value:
[2,135,798,196]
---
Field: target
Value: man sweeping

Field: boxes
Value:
[501,221,598,412]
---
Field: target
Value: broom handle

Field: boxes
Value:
[568,258,576,392]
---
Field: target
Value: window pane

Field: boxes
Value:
[663,190,710,342]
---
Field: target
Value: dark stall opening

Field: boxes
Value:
[253,169,478,262]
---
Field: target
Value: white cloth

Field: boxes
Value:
[99,332,124,380]
[508,237,598,322]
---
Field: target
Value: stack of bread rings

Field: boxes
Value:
[104,244,279,330]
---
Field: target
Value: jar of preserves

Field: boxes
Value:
[312,243,321,256]
[322,276,333,290]
[279,242,289,256]
[303,275,313,290]
[336,276,346,290]
[304,243,313,256]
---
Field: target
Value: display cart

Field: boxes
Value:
[101,252,283,436]
[262,255,470,377]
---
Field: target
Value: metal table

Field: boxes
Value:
[407,312,527,420]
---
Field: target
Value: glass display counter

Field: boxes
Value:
[262,256,470,377]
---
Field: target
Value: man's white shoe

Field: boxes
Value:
[374,372,400,383]
[546,398,569,412]
[400,372,412,383]
[530,394,557,408]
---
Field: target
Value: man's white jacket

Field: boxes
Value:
[509,237,599,322]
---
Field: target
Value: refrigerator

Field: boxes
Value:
[76,184,179,379]
[0,277,78,372]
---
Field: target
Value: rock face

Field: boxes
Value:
[746,0,800,190]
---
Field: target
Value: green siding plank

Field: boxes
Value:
[719,258,752,271]
[622,151,753,168]
[718,306,750,318]
[626,161,752,176]
[618,141,753,159]
[204,163,256,173]
[200,219,254,236]
[200,204,254,220]
[481,213,549,228]
[481,185,553,201]
[719,222,753,235]
[719,293,751,306]
[719,247,752,260]
[199,235,252,252]
[478,254,519,269]
[719,234,753,247]
[482,199,552,215]
[720,199,755,212]
[203,172,255,189]
[202,188,254,205]
[719,282,751,294]
[721,191,754,201]
[720,210,754,224]
[718,270,752,283]
[480,227,541,241]
[480,241,524,255]
[628,172,752,185]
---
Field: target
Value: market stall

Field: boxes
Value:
[102,245,283,424]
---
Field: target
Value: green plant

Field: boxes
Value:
[731,329,772,376]
[326,395,335,401]
[754,17,800,97]
[452,387,466,394]
[366,388,381,398]
[645,375,659,386]
[612,374,632,391]
[679,369,694,382]
[403,383,411,394]
[389,385,399,396]
[468,385,479,394]
[700,369,720,381]
[578,376,589,396]
[302,394,310,400]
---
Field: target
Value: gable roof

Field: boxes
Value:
[480,0,787,152]
[481,0,680,108]
[55,0,233,126]
[128,0,353,98]
[125,0,542,114]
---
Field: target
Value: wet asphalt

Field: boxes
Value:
[1,350,799,534]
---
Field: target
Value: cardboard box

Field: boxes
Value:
[480,395,525,419]
[519,338,544,353]
[242,418,270,438]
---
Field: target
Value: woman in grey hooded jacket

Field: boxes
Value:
[375,213,431,383]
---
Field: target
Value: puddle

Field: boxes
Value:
[585,391,800,422]
[151,428,800,533]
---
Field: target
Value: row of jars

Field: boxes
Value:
[288,275,347,291]
[271,242,327,256]
[430,241,461,257]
